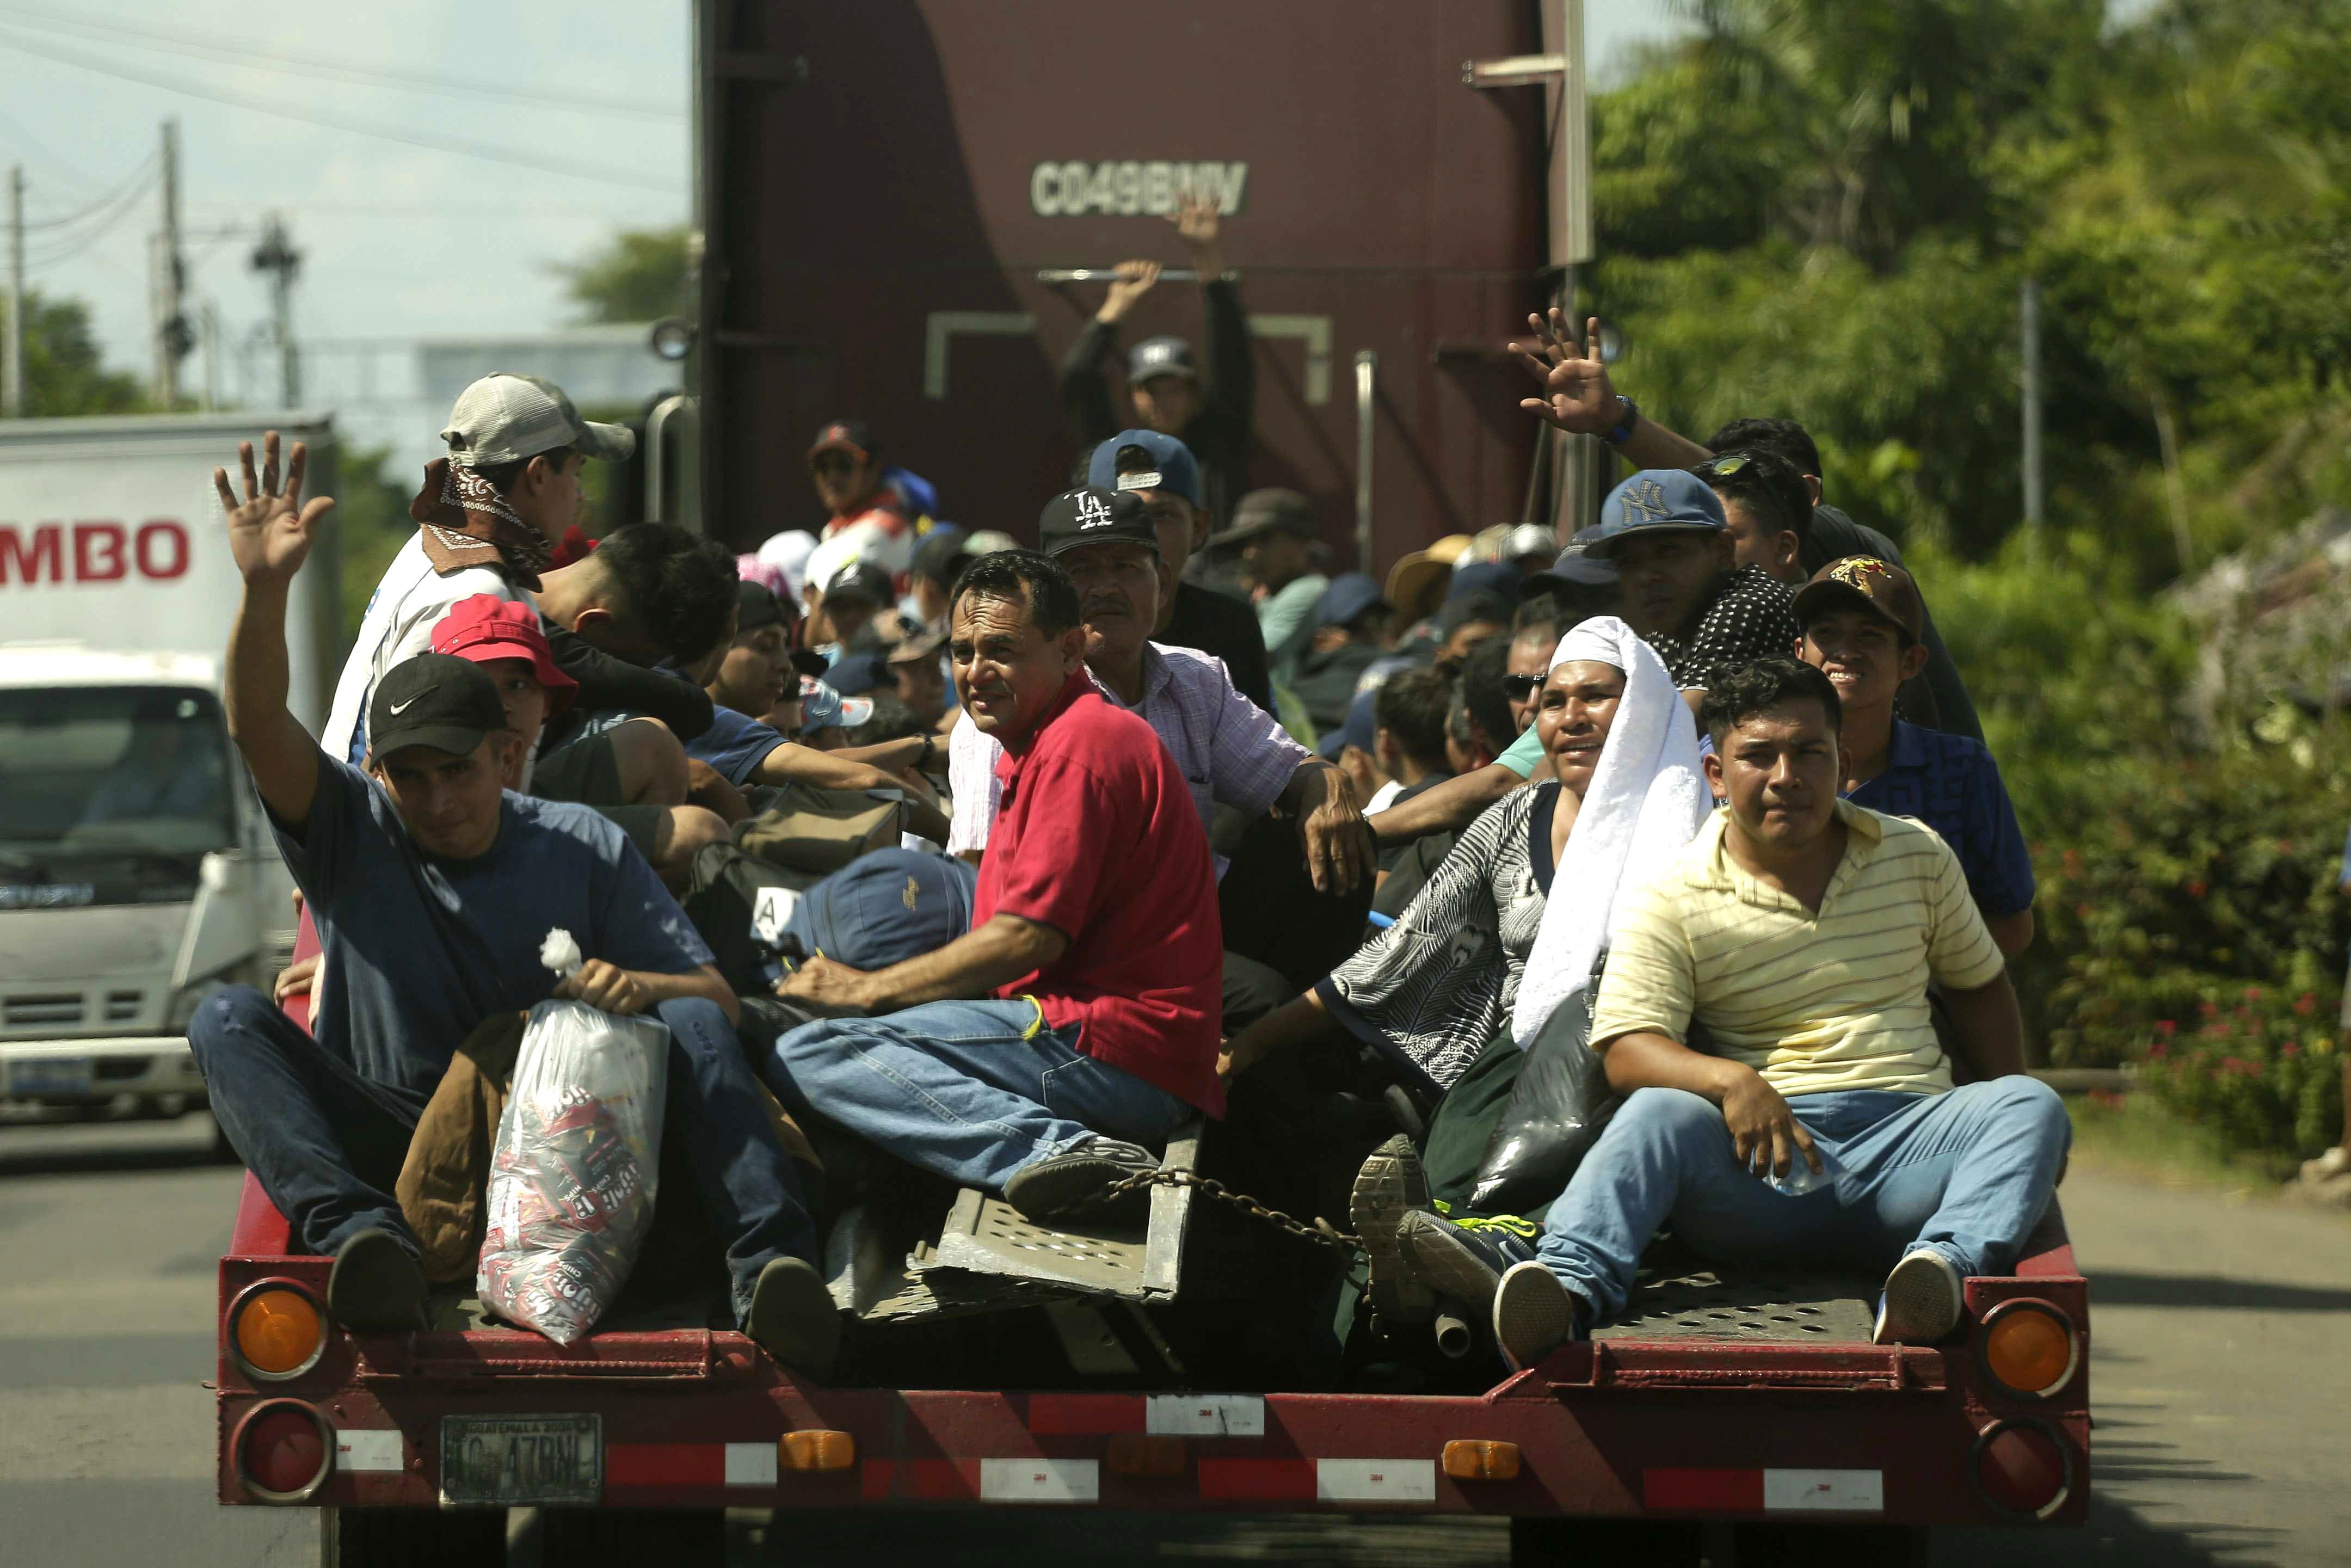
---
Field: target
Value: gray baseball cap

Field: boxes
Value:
[440,373,635,467]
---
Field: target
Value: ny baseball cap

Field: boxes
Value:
[1207,488,1318,550]
[1314,571,1388,631]
[1127,336,1196,385]
[366,653,506,761]
[807,419,878,463]
[429,595,578,716]
[1793,555,1925,644]
[1037,485,1159,558]
[441,373,633,467]
[1086,429,1202,509]
[1585,470,1728,558]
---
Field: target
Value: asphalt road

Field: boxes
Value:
[2,1112,2346,1568]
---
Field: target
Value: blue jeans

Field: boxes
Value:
[766,998,1191,1191]
[1534,1079,2072,1320]
[189,987,821,1326]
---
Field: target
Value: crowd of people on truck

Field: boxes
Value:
[186,226,2071,1385]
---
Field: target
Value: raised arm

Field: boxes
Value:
[1059,260,1159,444]
[1510,310,1715,472]
[217,432,336,832]
[750,740,953,844]
[1365,759,1525,846]
[1180,194,1254,441]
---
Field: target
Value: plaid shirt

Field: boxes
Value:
[949,642,1307,876]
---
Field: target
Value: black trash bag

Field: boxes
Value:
[1466,957,1617,1215]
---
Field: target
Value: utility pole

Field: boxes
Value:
[250,214,301,406]
[4,164,22,417]
[198,299,220,411]
[150,118,189,407]
[2021,276,2045,555]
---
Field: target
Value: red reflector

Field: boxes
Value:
[1645,1467,1765,1512]
[243,1407,328,1497]
[1975,1421,2070,1517]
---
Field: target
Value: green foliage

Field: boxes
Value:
[2137,991,2344,1161]
[16,290,148,417]
[552,226,694,325]
[333,445,418,644]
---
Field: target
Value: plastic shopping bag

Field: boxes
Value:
[477,943,668,1344]
[1467,979,1617,1216]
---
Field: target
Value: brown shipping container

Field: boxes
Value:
[700,0,1550,578]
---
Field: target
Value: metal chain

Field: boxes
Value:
[1091,1167,1365,1254]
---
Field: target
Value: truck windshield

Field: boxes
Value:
[0,686,237,862]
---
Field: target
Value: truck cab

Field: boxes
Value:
[0,645,296,1119]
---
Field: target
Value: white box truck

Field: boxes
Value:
[0,413,341,1122]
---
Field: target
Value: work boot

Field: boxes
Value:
[1871,1248,1964,1345]
[747,1256,842,1380]
[1395,1209,1538,1315]
[1492,1260,1586,1373]
[1002,1136,1160,1223]
[325,1228,428,1332]
[1349,1135,1437,1326]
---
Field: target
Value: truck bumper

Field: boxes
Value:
[0,1035,202,1104]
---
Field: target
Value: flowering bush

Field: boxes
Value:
[2134,988,2344,1159]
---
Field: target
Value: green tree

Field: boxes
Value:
[15,290,147,417]
[552,226,694,324]
[333,444,418,643]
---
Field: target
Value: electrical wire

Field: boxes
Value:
[21,166,156,268]
[0,1,683,121]
[0,26,681,194]
[16,152,159,232]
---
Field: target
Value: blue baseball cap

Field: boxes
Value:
[1087,429,1202,509]
[1527,525,1621,591]
[1317,688,1379,763]
[1127,336,1197,385]
[1445,558,1523,609]
[823,651,888,697]
[1313,571,1388,631]
[1586,470,1728,558]
[783,848,979,971]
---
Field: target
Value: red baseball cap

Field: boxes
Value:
[429,595,578,715]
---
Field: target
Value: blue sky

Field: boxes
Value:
[1,1,1688,462]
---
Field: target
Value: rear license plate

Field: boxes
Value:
[439,1415,601,1506]
[10,1058,92,1097]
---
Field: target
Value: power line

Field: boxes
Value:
[22,164,155,269]
[0,1,685,123]
[0,27,681,195]
[18,152,157,232]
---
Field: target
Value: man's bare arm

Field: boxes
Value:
[1279,759,1371,893]
[776,913,1069,1017]
[752,741,953,843]
[218,434,335,831]
[1939,969,2027,1079]
[1510,310,1715,471]
[1365,760,1523,847]
[1985,907,2035,960]
[1602,1029,1820,1180]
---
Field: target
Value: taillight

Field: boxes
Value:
[1972,1417,2073,1520]
[226,1280,326,1382]
[232,1399,334,1503]
[1977,1297,2078,1399]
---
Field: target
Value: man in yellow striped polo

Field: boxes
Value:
[1389,659,2071,1368]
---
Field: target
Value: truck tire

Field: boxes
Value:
[538,1505,726,1565]
[322,1506,507,1567]
[1508,1517,1706,1566]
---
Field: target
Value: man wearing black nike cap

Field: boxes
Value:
[187,433,839,1376]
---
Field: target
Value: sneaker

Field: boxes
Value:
[747,1256,842,1380]
[325,1228,428,1332]
[1349,1135,1437,1326]
[2301,1146,2351,1185]
[1492,1260,1585,1372]
[1001,1136,1160,1222]
[1396,1210,1538,1315]
[1872,1248,1964,1345]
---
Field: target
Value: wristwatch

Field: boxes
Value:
[917,732,938,768]
[1603,394,1641,446]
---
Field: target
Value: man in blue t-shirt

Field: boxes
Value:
[1793,556,2036,956]
[188,433,836,1375]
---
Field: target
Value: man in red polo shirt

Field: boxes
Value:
[765,540,1223,1221]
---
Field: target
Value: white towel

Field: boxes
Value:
[1509,616,1710,1047]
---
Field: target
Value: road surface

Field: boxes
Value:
[2,1112,2344,1567]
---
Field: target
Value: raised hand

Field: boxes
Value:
[1170,190,1221,250]
[1098,258,1162,324]
[1511,310,1621,436]
[216,431,335,586]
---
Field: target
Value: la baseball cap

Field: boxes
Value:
[441,373,633,467]
[1585,470,1729,558]
[1207,488,1318,551]
[1037,485,1159,558]
[1127,336,1196,385]
[429,595,578,716]
[1086,429,1202,509]
[366,653,507,762]
[807,419,878,463]
[1793,555,1925,644]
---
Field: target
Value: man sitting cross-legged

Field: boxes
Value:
[766,549,1224,1221]
[1358,658,2070,1366]
[189,434,837,1374]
